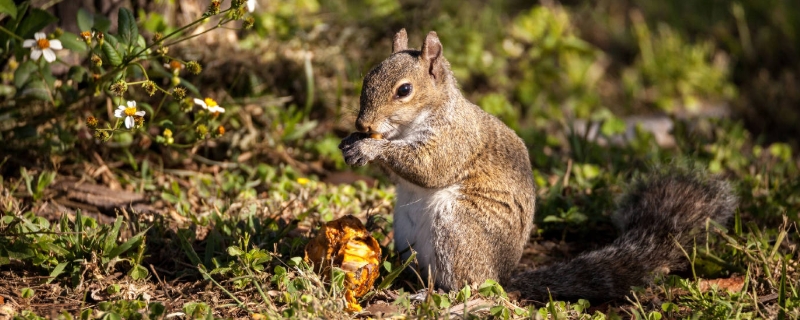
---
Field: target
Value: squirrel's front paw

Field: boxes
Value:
[339,132,368,150]
[339,133,385,167]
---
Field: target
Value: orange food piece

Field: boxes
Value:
[304,215,381,312]
[369,133,383,140]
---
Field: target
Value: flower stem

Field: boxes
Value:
[125,8,233,65]
[162,25,221,47]
[0,25,24,41]
[132,63,150,81]
[152,93,169,121]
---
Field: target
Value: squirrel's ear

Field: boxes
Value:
[421,31,444,81]
[392,28,408,53]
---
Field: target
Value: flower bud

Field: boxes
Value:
[186,61,202,75]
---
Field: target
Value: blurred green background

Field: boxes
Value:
[3,0,800,165]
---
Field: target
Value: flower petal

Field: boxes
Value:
[42,49,56,62]
[125,116,134,129]
[22,39,36,48]
[135,111,146,116]
[247,0,256,12]
[114,108,125,117]
[34,32,45,40]
[30,49,42,60]
[210,106,226,113]
[48,40,63,50]
[193,98,206,107]
[127,100,136,107]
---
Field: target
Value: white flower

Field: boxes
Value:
[22,32,63,63]
[114,100,146,129]
[194,97,225,114]
[247,0,256,12]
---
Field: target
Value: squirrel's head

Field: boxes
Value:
[355,29,453,139]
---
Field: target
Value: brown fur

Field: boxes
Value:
[339,30,736,300]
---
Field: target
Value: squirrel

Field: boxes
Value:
[338,29,737,302]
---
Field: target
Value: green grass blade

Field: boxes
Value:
[105,230,146,259]
[178,229,203,267]
[778,259,787,320]
[378,252,416,290]
[47,261,69,284]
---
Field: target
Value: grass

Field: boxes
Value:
[0,0,799,319]
[1,116,798,319]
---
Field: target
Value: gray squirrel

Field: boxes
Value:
[338,29,737,302]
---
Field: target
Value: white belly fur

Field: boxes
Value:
[393,177,460,279]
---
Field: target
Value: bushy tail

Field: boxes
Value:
[510,169,737,302]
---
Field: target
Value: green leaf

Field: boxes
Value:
[105,230,146,259]
[136,34,146,51]
[47,261,69,283]
[76,8,93,31]
[15,8,57,39]
[129,264,149,280]
[432,293,451,308]
[477,279,506,298]
[149,303,166,318]
[542,215,564,223]
[68,66,87,83]
[94,14,111,33]
[378,252,416,290]
[18,79,51,101]
[227,246,245,257]
[283,120,318,141]
[107,283,121,294]
[35,171,55,198]
[141,12,167,33]
[103,33,120,51]
[117,8,138,50]
[104,312,122,320]
[288,256,303,266]
[102,41,122,66]
[456,285,471,302]
[0,0,17,20]
[13,60,37,88]
[58,32,87,52]
[20,287,35,298]
[601,117,627,136]
[490,306,509,319]
[104,216,123,253]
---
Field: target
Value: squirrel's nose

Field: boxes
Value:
[355,119,371,133]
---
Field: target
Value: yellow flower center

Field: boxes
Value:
[37,38,50,49]
[80,31,92,40]
[204,98,217,107]
[124,107,137,116]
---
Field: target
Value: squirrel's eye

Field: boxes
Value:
[395,83,412,99]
